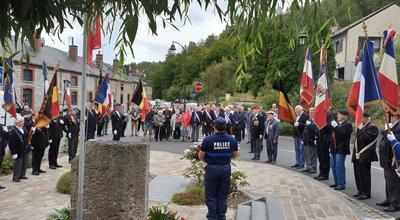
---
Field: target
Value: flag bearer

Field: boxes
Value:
[48,115,64,169]
[31,126,49,175]
[9,115,30,182]
[111,104,123,141]
[63,108,80,162]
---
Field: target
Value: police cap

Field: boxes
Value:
[337,109,349,116]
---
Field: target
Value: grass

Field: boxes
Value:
[47,207,70,220]
[56,172,72,194]
[171,186,205,206]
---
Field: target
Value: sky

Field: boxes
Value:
[42,3,227,65]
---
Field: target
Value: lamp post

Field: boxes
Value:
[169,41,187,111]
[298,31,307,46]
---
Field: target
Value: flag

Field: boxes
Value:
[35,70,60,128]
[378,29,398,114]
[87,16,102,65]
[313,46,331,129]
[94,74,112,118]
[355,38,383,128]
[347,52,363,116]
[42,62,49,95]
[299,48,314,110]
[63,80,72,110]
[273,80,296,124]
[131,79,149,121]
[3,59,16,117]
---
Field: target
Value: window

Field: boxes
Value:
[23,69,33,81]
[120,94,124,104]
[71,76,78,86]
[338,67,345,80]
[121,83,124,91]
[358,36,381,52]
[335,39,343,53]
[22,88,33,108]
[88,92,93,101]
[71,91,78,105]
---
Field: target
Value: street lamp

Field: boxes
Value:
[168,41,187,111]
[298,31,307,46]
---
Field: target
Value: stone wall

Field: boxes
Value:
[70,140,150,220]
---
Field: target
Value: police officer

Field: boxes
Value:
[378,114,400,212]
[63,108,80,162]
[48,116,64,169]
[0,124,8,189]
[251,106,265,160]
[352,112,379,200]
[198,118,239,220]
[111,104,123,141]
[31,126,49,175]
[9,115,30,182]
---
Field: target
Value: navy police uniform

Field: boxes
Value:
[201,118,238,220]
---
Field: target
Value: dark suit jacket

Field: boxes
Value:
[293,112,309,138]
[265,119,279,142]
[31,128,49,150]
[8,126,29,158]
[233,111,246,130]
[352,122,379,163]
[317,113,333,148]
[251,113,266,138]
[202,110,216,125]
[332,120,353,155]
[191,111,202,126]
[303,121,317,147]
[86,109,97,133]
[379,121,400,169]
[111,111,123,132]
[62,115,80,136]
[0,125,8,152]
[49,117,63,141]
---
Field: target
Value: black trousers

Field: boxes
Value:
[204,124,213,136]
[353,160,371,195]
[154,125,163,141]
[32,148,45,173]
[253,138,263,157]
[68,137,79,162]
[241,128,245,140]
[0,146,5,170]
[384,168,400,206]
[234,128,243,142]
[13,153,29,180]
[86,131,95,141]
[164,122,171,140]
[97,124,103,136]
[266,139,278,161]
[122,122,127,136]
[48,138,61,166]
[113,130,121,141]
[317,146,330,178]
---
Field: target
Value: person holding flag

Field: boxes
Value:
[299,47,315,110]
[3,59,17,118]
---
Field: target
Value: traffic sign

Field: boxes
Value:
[195,82,203,93]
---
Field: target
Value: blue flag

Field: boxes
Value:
[95,74,110,104]
[3,59,16,117]
[362,39,383,104]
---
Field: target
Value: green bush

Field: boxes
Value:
[47,207,70,220]
[279,122,293,136]
[56,172,72,194]
[148,204,180,220]
[1,157,13,175]
[230,171,250,193]
[171,186,205,206]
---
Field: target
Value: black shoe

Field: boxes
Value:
[32,172,39,176]
[248,151,254,153]
[334,186,345,191]
[353,193,361,198]
[383,206,400,212]
[315,176,328,181]
[13,179,20,182]
[291,164,299,168]
[49,165,56,169]
[357,194,371,200]
[55,164,63,168]
[307,170,317,174]
[0,185,5,189]
[39,170,46,173]
[329,184,337,188]
[255,156,260,160]
[376,201,391,207]
[302,169,310,173]
[296,165,304,169]
[251,157,257,160]
[20,176,28,179]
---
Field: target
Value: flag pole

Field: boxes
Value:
[77,14,88,220]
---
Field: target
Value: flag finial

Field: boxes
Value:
[362,20,368,37]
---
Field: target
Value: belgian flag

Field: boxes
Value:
[273,80,296,124]
[35,70,60,128]
[131,79,149,121]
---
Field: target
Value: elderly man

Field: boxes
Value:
[302,108,318,174]
[292,105,309,169]
[352,112,379,200]
[191,107,202,142]
[264,111,280,164]
[330,110,353,190]
[9,115,30,182]
[233,106,246,144]
[251,106,265,160]
[63,108,80,162]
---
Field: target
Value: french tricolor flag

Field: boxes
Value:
[378,29,398,114]
[355,38,383,128]
[300,48,314,110]
[313,46,331,129]
[347,49,363,117]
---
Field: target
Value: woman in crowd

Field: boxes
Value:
[181,109,192,142]
[171,111,182,141]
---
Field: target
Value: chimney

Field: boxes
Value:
[69,37,78,61]
[113,54,119,70]
[95,52,103,69]
[33,32,42,53]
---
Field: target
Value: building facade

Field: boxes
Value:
[332,3,400,80]
[1,37,152,112]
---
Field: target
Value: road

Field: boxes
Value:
[98,132,399,218]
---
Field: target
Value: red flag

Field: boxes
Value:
[87,16,101,65]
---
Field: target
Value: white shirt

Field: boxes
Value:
[16,126,24,134]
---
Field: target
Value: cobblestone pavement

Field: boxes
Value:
[0,149,369,220]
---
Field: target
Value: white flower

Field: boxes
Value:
[184,149,190,154]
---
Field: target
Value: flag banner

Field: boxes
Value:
[64,80,72,110]
[273,80,296,124]
[131,79,149,121]
[35,70,60,128]
[354,38,383,128]
[300,48,314,110]
[378,29,398,114]
[94,74,111,118]
[42,61,49,95]
[314,46,331,129]
[3,59,16,117]
[87,16,102,65]
[347,52,363,117]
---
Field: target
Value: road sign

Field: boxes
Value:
[195,82,203,93]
